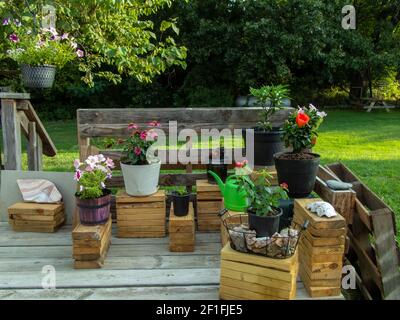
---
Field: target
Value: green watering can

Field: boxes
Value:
[207,171,253,212]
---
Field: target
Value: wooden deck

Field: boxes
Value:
[0,222,342,300]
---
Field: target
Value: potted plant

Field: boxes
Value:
[237,170,289,237]
[170,187,190,217]
[274,104,327,198]
[245,84,290,166]
[207,137,228,184]
[74,154,115,225]
[119,121,161,196]
[4,20,81,88]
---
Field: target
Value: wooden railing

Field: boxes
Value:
[0,92,57,170]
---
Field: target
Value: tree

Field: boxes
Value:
[0,0,187,86]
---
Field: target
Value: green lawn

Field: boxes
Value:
[2,109,400,234]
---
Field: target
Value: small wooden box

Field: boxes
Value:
[169,203,195,252]
[8,202,65,233]
[293,198,346,298]
[220,209,247,247]
[196,180,223,231]
[72,216,112,269]
[116,190,166,238]
[219,244,299,300]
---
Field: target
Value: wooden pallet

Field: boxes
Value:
[72,216,112,269]
[196,180,223,232]
[169,203,195,252]
[219,244,298,300]
[293,198,346,298]
[8,202,65,233]
[325,162,400,300]
[116,190,166,238]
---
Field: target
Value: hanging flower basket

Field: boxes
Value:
[21,64,56,89]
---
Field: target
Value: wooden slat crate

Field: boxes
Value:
[169,203,195,252]
[72,215,112,269]
[116,190,166,238]
[293,198,346,298]
[196,180,223,231]
[219,244,299,300]
[325,162,400,300]
[8,202,65,233]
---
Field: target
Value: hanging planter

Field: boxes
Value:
[21,64,56,89]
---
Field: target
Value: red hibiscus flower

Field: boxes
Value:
[296,112,310,128]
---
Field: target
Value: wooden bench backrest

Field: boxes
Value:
[77,107,292,187]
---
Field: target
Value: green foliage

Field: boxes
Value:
[250,84,290,131]
[282,105,327,153]
[1,0,187,86]
[6,28,77,67]
[77,169,107,199]
[170,186,189,196]
[237,170,288,217]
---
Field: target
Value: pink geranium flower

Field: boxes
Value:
[140,131,147,140]
[74,170,81,181]
[134,146,142,155]
[128,123,138,130]
[148,120,161,127]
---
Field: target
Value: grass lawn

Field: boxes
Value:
[2,109,400,235]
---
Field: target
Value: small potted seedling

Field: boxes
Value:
[171,187,190,217]
[207,137,228,184]
[237,169,289,237]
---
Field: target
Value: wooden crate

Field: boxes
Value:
[220,209,247,247]
[8,202,65,233]
[196,180,223,231]
[293,198,346,298]
[72,216,112,269]
[169,203,195,252]
[219,244,298,300]
[116,190,166,238]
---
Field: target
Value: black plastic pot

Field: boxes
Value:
[172,192,190,217]
[274,152,320,198]
[278,198,294,230]
[207,162,228,184]
[248,207,282,237]
[242,128,284,166]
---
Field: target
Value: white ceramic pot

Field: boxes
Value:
[121,160,161,196]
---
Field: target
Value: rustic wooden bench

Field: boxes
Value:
[77,107,293,190]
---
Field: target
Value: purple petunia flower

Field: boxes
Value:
[2,18,10,26]
[76,49,84,58]
[9,34,19,43]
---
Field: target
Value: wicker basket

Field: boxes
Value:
[222,213,308,259]
[21,64,56,88]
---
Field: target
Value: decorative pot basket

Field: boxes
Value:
[221,213,308,259]
[21,64,56,89]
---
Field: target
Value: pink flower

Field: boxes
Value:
[74,170,81,181]
[85,166,94,172]
[73,159,81,169]
[61,33,69,40]
[128,123,138,130]
[76,49,84,58]
[148,120,161,127]
[147,129,158,140]
[134,146,142,156]
[105,158,115,169]
[140,131,147,140]
[9,34,19,43]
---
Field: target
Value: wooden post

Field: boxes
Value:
[27,122,43,171]
[1,98,22,170]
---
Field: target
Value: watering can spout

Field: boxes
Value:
[207,170,225,196]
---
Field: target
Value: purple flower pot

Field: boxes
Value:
[76,189,111,225]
